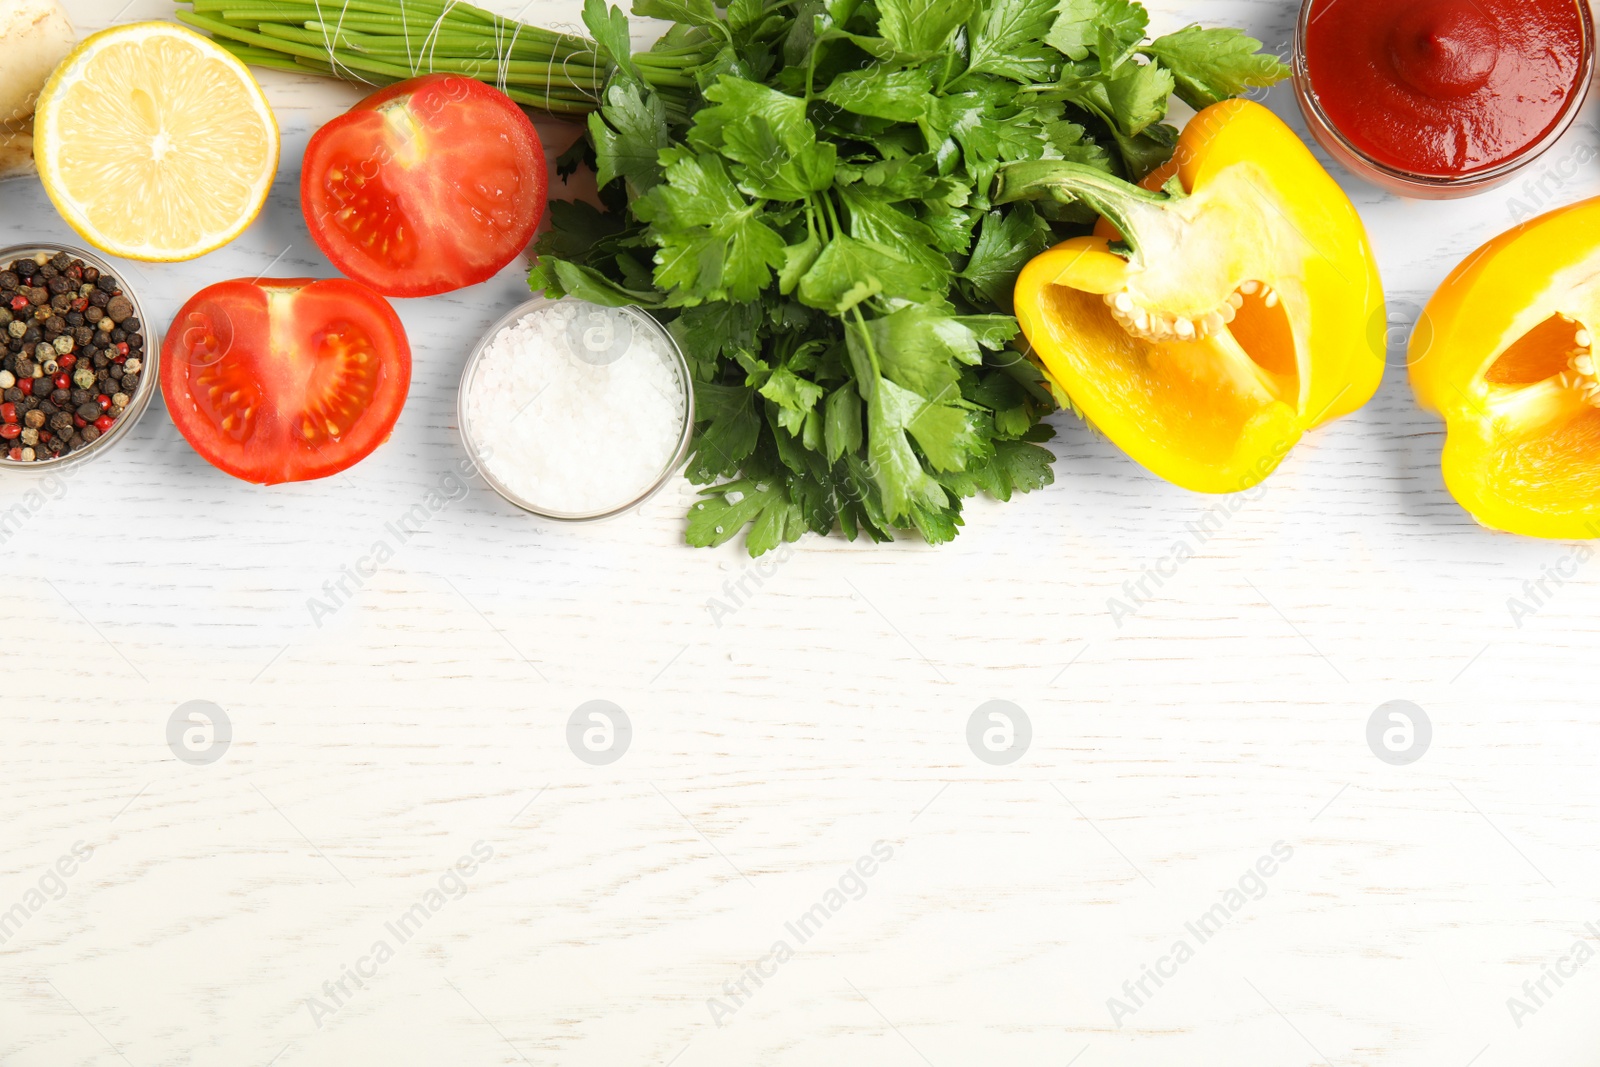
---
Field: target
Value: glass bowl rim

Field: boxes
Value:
[0,242,160,475]
[456,294,696,523]
[1291,0,1597,193]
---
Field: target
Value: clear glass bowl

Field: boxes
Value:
[457,295,695,522]
[0,243,159,474]
[1292,0,1596,199]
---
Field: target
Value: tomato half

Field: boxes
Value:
[300,74,547,297]
[161,278,411,484]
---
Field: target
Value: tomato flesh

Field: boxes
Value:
[161,278,411,484]
[301,74,547,297]
[321,141,423,276]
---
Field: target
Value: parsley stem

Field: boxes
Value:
[818,191,843,241]
[849,306,883,383]
[938,48,962,94]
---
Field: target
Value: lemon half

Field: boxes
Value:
[34,22,279,262]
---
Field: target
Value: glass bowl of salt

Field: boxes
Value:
[458,295,695,521]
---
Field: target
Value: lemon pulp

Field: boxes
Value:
[34,22,279,262]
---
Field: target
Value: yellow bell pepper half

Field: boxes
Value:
[1003,100,1385,494]
[1411,197,1600,539]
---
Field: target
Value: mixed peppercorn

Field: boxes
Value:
[0,252,145,463]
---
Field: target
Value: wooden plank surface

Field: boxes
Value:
[5,1,1600,1065]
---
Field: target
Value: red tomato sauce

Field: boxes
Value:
[1304,0,1589,177]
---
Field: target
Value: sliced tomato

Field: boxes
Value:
[161,278,411,484]
[300,74,547,297]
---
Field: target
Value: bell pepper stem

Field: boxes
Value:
[994,161,1181,261]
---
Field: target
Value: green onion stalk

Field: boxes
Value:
[175,0,697,115]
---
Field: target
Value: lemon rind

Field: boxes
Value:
[33,21,280,263]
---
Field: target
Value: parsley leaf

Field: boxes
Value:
[759,365,827,434]
[636,148,788,302]
[1047,0,1147,62]
[932,86,1055,199]
[632,0,730,38]
[863,378,954,516]
[875,0,978,57]
[1104,59,1176,136]
[687,381,762,481]
[965,0,1061,82]
[837,185,950,287]
[939,437,1056,500]
[688,478,805,552]
[797,233,944,313]
[669,302,763,374]
[728,116,838,199]
[532,199,628,263]
[1142,25,1291,109]
[846,312,981,482]
[582,0,644,86]
[690,77,837,199]
[855,304,995,398]
[1045,120,1114,170]
[960,204,1053,309]
[835,155,942,200]
[1052,58,1173,140]
[688,77,806,152]
[824,383,863,462]
[726,0,766,32]
[971,371,1033,436]
[820,67,935,123]
[590,81,668,194]
[1113,120,1179,180]
[530,256,664,306]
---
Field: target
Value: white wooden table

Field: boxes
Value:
[6,1,1600,1065]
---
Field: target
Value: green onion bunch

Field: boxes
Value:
[175,0,696,114]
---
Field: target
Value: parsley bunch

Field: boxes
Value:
[530,0,1287,554]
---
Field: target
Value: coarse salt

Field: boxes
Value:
[464,300,687,515]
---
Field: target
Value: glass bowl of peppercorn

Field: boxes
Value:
[0,245,157,470]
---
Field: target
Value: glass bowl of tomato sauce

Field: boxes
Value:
[1294,0,1595,198]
